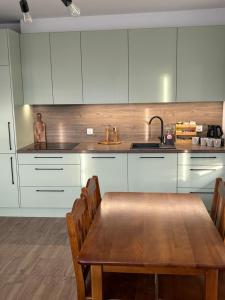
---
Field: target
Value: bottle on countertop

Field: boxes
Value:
[112,127,120,143]
[33,113,47,144]
[164,125,175,145]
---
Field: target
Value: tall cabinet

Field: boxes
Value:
[0,29,22,208]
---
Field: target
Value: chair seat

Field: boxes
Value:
[85,272,155,300]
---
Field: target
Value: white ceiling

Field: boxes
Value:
[1,0,225,23]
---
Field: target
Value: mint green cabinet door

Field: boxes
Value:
[20,33,53,104]
[80,153,128,194]
[177,188,213,213]
[50,32,83,104]
[0,67,15,153]
[177,26,225,101]
[0,154,19,207]
[82,30,128,104]
[129,28,177,103]
[0,30,9,66]
[8,30,23,106]
[128,153,177,192]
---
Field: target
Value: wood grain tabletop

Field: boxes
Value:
[78,192,225,269]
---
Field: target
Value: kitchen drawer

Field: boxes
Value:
[80,153,128,194]
[18,153,80,165]
[19,164,81,187]
[128,153,177,192]
[178,165,225,189]
[178,153,225,166]
[20,187,80,208]
[177,188,213,212]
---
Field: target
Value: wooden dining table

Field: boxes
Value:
[78,192,225,300]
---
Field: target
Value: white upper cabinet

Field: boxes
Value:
[0,29,9,66]
[81,30,128,104]
[20,33,53,105]
[129,28,177,103]
[50,32,83,104]
[177,26,225,102]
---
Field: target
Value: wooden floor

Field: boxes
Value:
[0,217,224,300]
[0,217,76,300]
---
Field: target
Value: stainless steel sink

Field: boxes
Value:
[131,143,176,150]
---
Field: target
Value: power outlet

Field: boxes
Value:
[87,128,94,135]
[196,125,203,132]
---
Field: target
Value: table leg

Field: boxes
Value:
[204,269,218,300]
[91,265,103,300]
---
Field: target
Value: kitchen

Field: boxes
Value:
[1,1,225,300]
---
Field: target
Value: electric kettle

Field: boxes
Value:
[207,125,223,138]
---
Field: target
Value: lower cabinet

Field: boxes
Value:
[20,187,80,208]
[14,151,225,212]
[0,154,19,207]
[19,164,80,187]
[177,153,225,212]
[80,153,128,194]
[18,153,81,208]
[177,165,225,189]
[177,188,213,213]
[128,153,177,192]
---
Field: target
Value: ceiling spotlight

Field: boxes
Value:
[20,0,32,23]
[61,0,80,16]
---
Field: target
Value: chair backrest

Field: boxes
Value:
[66,195,91,300]
[83,176,102,220]
[215,180,225,242]
[211,177,223,223]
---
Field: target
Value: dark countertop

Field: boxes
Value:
[17,141,225,153]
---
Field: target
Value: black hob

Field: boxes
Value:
[30,143,79,151]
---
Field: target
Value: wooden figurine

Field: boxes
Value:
[33,113,47,143]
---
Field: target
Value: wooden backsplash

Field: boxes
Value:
[33,102,223,142]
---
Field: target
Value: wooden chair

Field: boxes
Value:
[158,179,225,300]
[66,195,92,300]
[66,195,155,300]
[83,176,102,221]
[211,177,223,224]
[215,180,225,242]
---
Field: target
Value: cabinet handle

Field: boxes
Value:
[8,122,12,151]
[36,189,65,192]
[34,168,64,171]
[10,157,14,185]
[34,156,63,159]
[189,192,212,195]
[190,168,217,171]
[190,157,217,159]
[139,157,165,159]
[91,157,116,159]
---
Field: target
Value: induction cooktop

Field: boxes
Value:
[30,143,79,150]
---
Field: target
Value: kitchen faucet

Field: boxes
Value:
[148,116,164,143]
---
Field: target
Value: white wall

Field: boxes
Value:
[21,8,225,33]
